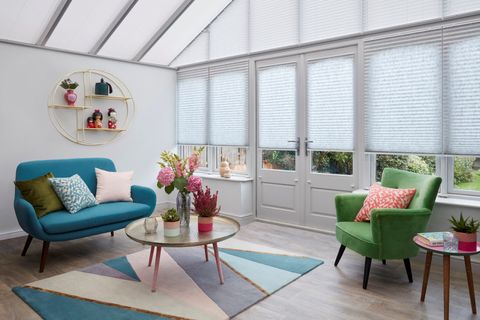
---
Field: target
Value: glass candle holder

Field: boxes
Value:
[144,217,158,234]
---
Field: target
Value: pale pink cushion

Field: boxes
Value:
[354,183,416,222]
[95,168,133,203]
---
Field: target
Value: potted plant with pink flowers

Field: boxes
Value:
[156,147,204,227]
[193,186,221,232]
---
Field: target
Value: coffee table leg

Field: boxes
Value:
[465,256,477,314]
[151,246,162,292]
[213,242,224,284]
[443,255,450,320]
[148,245,154,267]
[421,251,433,302]
[204,244,209,262]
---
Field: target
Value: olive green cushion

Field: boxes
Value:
[14,172,64,218]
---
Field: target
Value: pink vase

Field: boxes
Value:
[198,216,213,232]
[64,89,77,106]
[455,231,477,251]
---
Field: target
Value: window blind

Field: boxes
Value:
[307,56,354,151]
[364,29,443,154]
[170,31,209,67]
[444,0,480,17]
[443,23,480,156]
[250,0,298,53]
[301,0,361,44]
[209,62,249,146]
[177,68,208,145]
[258,63,297,149]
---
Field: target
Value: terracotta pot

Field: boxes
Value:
[164,220,180,237]
[64,89,77,106]
[454,231,477,251]
[198,216,213,232]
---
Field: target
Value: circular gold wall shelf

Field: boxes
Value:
[48,69,135,146]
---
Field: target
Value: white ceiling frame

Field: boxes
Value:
[36,0,72,46]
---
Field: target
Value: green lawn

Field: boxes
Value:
[456,170,480,191]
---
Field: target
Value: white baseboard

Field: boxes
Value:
[0,229,26,240]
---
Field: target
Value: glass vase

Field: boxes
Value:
[176,192,191,227]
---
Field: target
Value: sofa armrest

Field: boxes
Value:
[335,193,367,222]
[14,198,48,240]
[131,185,157,212]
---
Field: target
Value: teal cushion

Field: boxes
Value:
[336,221,380,259]
[50,175,97,213]
[39,202,151,234]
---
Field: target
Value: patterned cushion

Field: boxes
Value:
[354,183,416,222]
[49,175,97,213]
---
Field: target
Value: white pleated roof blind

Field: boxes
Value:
[209,62,249,146]
[307,56,354,151]
[444,0,480,17]
[443,23,480,156]
[301,0,361,43]
[258,63,297,149]
[364,30,443,154]
[250,0,298,52]
[177,68,208,145]
[171,32,209,68]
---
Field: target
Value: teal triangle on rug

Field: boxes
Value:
[103,256,140,281]
[13,287,170,320]
[219,248,323,274]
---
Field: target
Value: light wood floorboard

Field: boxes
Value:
[0,221,478,319]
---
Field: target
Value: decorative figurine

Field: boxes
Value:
[92,109,103,128]
[219,157,231,178]
[107,108,117,129]
[86,117,95,128]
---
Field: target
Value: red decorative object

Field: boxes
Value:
[455,231,477,251]
[86,117,95,128]
[64,89,77,106]
[108,108,117,129]
[193,186,220,233]
[198,216,213,232]
[92,109,103,128]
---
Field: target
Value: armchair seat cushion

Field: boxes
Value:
[336,222,379,259]
[39,202,151,234]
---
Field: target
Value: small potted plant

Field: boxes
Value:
[193,186,220,232]
[60,78,79,106]
[449,213,479,251]
[161,208,180,237]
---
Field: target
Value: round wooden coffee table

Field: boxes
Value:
[125,215,240,292]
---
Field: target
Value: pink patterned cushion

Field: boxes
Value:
[354,183,416,222]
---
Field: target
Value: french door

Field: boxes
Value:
[256,47,357,233]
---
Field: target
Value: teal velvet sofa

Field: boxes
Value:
[14,158,156,272]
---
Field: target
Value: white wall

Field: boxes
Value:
[0,42,177,238]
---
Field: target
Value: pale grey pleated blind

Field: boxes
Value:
[307,56,354,151]
[177,68,208,145]
[364,29,443,154]
[209,62,249,146]
[443,23,480,156]
[444,0,480,17]
[258,63,297,149]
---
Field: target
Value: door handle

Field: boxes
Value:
[288,137,300,154]
[304,138,314,156]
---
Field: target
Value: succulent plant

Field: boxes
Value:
[60,78,79,90]
[161,208,180,222]
[449,213,480,234]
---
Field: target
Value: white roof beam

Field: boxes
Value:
[36,0,72,46]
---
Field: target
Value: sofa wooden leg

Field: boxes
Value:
[363,257,372,289]
[404,258,413,283]
[111,231,114,237]
[21,235,33,256]
[382,260,386,265]
[39,241,50,273]
[334,245,346,267]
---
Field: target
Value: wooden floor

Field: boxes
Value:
[0,221,478,319]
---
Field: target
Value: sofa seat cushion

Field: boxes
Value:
[336,222,380,259]
[39,202,151,234]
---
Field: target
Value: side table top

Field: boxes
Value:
[413,235,480,256]
[125,215,240,247]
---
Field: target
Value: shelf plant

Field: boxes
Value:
[59,78,79,90]
[193,186,220,232]
[59,78,79,106]
[449,213,479,251]
[161,209,180,237]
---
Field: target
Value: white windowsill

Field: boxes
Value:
[194,172,254,182]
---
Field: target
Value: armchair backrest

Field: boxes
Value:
[381,168,442,211]
[15,158,116,199]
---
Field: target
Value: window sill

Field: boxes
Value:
[194,172,254,182]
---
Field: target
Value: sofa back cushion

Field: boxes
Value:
[15,158,116,199]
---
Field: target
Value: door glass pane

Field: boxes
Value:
[454,156,480,192]
[262,150,295,171]
[375,154,436,181]
[216,147,248,173]
[312,151,353,175]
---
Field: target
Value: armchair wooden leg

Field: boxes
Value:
[39,241,50,273]
[382,260,386,265]
[363,257,372,290]
[21,235,33,256]
[110,231,114,237]
[334,245,346,267]
[404,258,413,283]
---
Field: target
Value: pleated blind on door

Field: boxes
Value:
[307,56,354,151]
[177,68,208,145]
[443,23,480,156]
[209,62,249,146]
[258,63,297,149]
[364,29,443,154]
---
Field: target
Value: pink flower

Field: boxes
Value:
[157,167,175,186]
[186,175,202,193]
[188,153,200,172]
[175,161,184,177]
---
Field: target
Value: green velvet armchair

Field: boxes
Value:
[334,168,442,289]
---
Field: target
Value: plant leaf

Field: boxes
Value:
[165,184,175,194]
[157,181,164,189]
[173,177,187,191]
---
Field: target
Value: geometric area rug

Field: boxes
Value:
[13,238,323,320]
